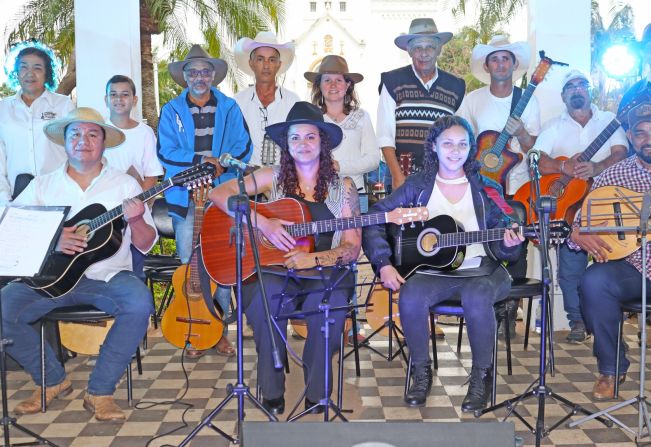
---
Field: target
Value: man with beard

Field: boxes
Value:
[537,69,628,343]
[569,101,651,400]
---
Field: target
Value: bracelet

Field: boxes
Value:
[560,160,566,174]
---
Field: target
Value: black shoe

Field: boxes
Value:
[404,364,433,407]
[304,397,324,414]
[461,366,492,413]
[262,396,285,415]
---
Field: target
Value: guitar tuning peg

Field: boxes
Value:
[409,202,414,207]
[410,221,416,228]
[400,223,405,231]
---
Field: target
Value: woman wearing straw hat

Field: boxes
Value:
[305,55,380,192]
[209,101,362,415]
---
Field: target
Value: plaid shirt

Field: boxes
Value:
[569,155,651,279]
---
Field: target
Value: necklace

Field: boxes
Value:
[436,175,468,185]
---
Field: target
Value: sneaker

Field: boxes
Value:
[404,364,433,407]
[566,320,590,344]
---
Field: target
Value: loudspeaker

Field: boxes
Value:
[241,421,515,447]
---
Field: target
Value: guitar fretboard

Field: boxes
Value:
[438,227,513,248]
[286,213,388,237]
[490,82,537,157]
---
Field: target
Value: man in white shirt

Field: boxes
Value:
[0,41,74,204]
[234,31,299,167]
[537,69,628,343]
[1,107,157,422]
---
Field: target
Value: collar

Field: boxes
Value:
[560,103,599,124]
[185,90,217,108]
[13,88,55,108]
[410,63,439,87]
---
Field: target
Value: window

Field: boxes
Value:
[310,1,316,12]
[339,1,346,12]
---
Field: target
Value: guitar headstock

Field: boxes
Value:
[530,51,568,86]
[172,162,216,189]
[191,182,211,207]
[523,220,571,244]
[386,207,429,225]
[399,153,415,176]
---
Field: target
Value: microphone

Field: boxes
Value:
[219,153,249,171]
[527,149,541,169]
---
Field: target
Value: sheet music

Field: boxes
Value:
[0,206,67,277]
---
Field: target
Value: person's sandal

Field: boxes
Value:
[215,336,236,357]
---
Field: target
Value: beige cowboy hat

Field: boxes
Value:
[303,55,364,84]
[44,107,125,148]
[168,44,228,87]
[234,31,295,77]
[471,35,531,84]
[394,18,453,51]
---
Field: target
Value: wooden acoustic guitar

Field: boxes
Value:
[476,51,561,190]
[579,185,646,260]
[161,184,223,350]
[23,163,216,298]
[201,198,429,286]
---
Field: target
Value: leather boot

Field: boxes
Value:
[83,393,126,421]
[461,366,492,413]
[404,364,433,407]
[14,379,73,415]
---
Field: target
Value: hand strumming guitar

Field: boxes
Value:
[56,226,88,255]
[258,216,296,252]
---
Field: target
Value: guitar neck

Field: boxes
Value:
[576,118,621,163]
[286,212,389,237]
[490,82,538,156]
[438,227,513,249]
[87,179,173,231]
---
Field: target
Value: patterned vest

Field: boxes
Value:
[380,65,465,172]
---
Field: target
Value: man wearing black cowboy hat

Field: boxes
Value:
[377,18,465,192]
[157,44,252,357]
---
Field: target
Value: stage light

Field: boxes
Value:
[600,42,640,79]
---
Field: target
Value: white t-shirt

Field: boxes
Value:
[324,108,380,191]
[103,122,163,180]
[535,104,628,162]
[14,161,158,282]
[456,86,541,194]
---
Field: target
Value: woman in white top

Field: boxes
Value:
[305,55,380,191]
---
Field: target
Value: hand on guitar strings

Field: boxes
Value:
[567,154,597,180]
[503,223,526,248]
[123,198,146,224]
[570,221,612,263]
[56,225,88,255]
[504,116,526,139]
[379,265,406,292]
[260,217,296,251]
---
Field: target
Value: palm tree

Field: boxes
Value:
[6,0,285,128]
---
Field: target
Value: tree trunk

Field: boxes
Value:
[56,52,76,96]
[140,1,159,130]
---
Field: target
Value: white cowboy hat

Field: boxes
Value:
[234,31,295,76]
[168,44,228,88]
[44,107,125,148]
[394,18,453,51]
[470,36,531,85]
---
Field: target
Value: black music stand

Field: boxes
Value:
[569,189,651,442]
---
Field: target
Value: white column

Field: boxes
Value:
[74,0,142,119]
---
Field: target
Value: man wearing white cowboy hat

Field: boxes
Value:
[536,69,628,344]
[234,31,299,167]
[456,35,540,196]
[1,107,157,422]
[157,44,252,358]
[377,18,465,192]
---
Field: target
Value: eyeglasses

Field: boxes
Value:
[184,68,214,80]
[563,81,591,92]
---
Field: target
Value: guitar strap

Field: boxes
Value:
[483,186,514,217]
[510,87,522,115]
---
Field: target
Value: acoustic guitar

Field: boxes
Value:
[161,184,223,350]
[390,214,570,278]
[476,51,563,190]
[23,163,216,298]
[201,198,429,286]
[579,185,646,260]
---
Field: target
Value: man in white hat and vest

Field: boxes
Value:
[536,69,628,344]
[234,31,299,167]
[377,18,465,192]
[1,107,157,421]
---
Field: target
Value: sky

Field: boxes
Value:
[1,0,650,85]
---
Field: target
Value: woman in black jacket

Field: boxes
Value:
[362,115,524,411]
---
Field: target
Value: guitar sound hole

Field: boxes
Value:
[75,221,94,242]
[416,228,440,257]
[483,153,500,170]
[549,181,564,197]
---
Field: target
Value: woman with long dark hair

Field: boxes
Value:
[209,101,362,415]
[363,115,524,412]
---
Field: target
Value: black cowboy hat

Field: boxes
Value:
[265,101,343,148]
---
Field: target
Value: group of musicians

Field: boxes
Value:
[1,17,651,427]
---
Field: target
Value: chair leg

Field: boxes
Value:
[492,322,498,406]
[126,361,133,407]
[457,317,464,354]
[40,321,47,413]
[430,313,438,370]
[337,330,345,409]
[615,313,624,399]
[404,353,412,398]
[350,310,361,377]
[136,347,143,375]
[524,296,533,350]
[504,310,513,376]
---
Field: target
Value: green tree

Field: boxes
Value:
[0,83,14,99]
[6,0,285,129]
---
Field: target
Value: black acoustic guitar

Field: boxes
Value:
[390,214,570,278]
[23,163,216,298]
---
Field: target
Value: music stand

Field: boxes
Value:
[569,189,651,442]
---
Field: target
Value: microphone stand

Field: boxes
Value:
[179,165,280,446]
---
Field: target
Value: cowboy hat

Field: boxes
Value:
[265,101,343,148]
[44,107,125,148]
[303,55,363,84]
[470,36,531,85]
[234,31,295,77]
[394,18,453,51]
[168,44,228,87]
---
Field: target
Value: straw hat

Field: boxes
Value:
[44,107,125,148]
[265,102,343,148]
[304,55,363,84]
[470,36,531,84]
[168,45,228,87]
[234,31,295,77]
[394,18,453,51]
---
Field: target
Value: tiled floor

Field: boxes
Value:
[3,314,650,446]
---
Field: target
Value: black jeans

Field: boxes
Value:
[580,260,651,376]
[399,259,511,369]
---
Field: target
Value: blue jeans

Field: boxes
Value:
[172,204,232,333]
[558,243,588,324]
[1,271,153,395]
[580,260,651,376]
